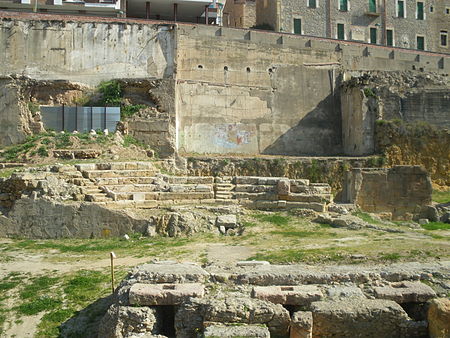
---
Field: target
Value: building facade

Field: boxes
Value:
[235,0,449,53]
[223,0,256,28]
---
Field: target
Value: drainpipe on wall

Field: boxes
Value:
[382,0,387,45]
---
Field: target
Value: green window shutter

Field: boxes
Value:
[340,0,348,11]
[386,30,393,46]
[417,36,425,50]
[337,24,345,39]
[294,18,302,34]
[309,0,317,8]
[398,1,404,17]
[369,0,376,13]
[417,2,424,19]
[370,27,377,44]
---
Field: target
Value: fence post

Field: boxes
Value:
[104,106,107,131]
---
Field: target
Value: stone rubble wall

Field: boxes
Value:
[95,261,450,338]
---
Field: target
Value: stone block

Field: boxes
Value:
[216,214,237,229]
[129,283,205,306]
[290,311,312,338]
[195,184,212,192]
[235,176,260,185]
[277,179,290,195]
[204,324,270,338]
[76,163,96,171]
[252,285,322,306]
[428,298,450,338]
[132,193,146,202]
[311,299,410,337]
[285,202,326,212]
[374,281,436,303]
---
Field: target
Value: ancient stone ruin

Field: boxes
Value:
[97,261,450,338]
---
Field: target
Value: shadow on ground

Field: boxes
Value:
[60,295,113,338]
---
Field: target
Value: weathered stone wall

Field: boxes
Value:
[344,166,432,220]
[0,19,175,85]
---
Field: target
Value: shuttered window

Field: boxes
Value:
[417,36,425,50]
[387,29,393,46]
[337,24,345,40]
[417,2,424,19]
[294,18,302,34]
[398,1,405,17]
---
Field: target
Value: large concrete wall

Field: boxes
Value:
[175,25,342,156]
[0,19,175,85]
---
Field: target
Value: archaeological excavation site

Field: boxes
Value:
[0,7,449,338]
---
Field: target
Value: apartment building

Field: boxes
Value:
[242,0,449,52]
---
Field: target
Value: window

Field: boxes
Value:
[397,0,405,17]
[369,0,376,13]
[417,36,425,50]
[446,8,450,15]
[337,23,345,39]
[430,5,433,12]
[293,18,302,34]
[370,27,377,44]
[308,0,317,8]
[339,0,348,11]
[441,31,448,47]
[386,29,394,46]
[417,2,424,20]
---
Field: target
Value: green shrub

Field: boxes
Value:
[37,146,48,157]
[98,80,122,106]
[121,104,146,119]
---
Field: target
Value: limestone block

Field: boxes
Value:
[285,202,326,212]
[277,179,290,195]
[130,193,145,202]
[311,299,410,337]
[195,184,212,192]
[290,311,312,338]
[216,214,238,229]
[428,298,450,338]
[75,163,96,171]
[373,281,436,303]
[129,283,205,306]
[204,324,270,337]
[236,261,270,267]
[252,285,323,306]
[235,176,260,185]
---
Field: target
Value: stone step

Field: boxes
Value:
[94,177,157,185]
[76,162,155,171]
[81,187,103,194]
[109,191,215,201]
[235,184,276,193]
[82,169,156,179]
[85,193,111,202]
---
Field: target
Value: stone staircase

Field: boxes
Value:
[214,176,235,200]
[67,162,332,211]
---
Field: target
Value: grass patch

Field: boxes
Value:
[421,222,450,231]
[269,230,336,238]
[353,212,383,225]
[248,247,345,264]
[252,213,290,227]
[432,190,450,204]
[64,270,109,305]
[0,281,20,291]
[380,253,402,261]
[19,276,60,299]
[16,296,62,316]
